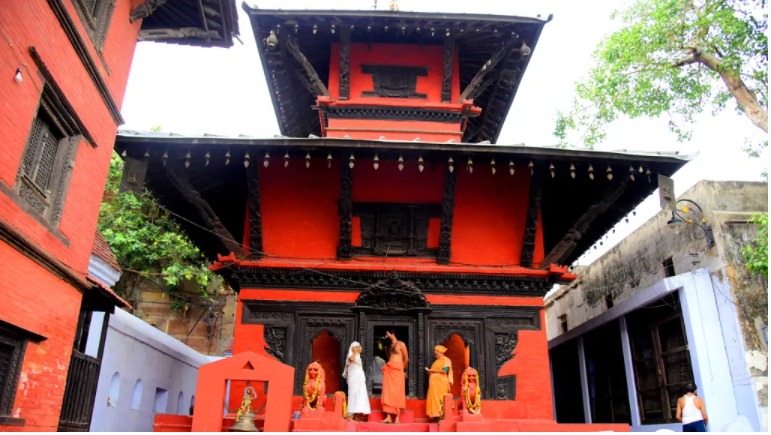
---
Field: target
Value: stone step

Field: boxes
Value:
[352,422,438,432]
[366,409,415,423]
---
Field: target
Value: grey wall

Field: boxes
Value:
[89,308,213,432]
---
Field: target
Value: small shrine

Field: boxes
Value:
[126,5,687,432]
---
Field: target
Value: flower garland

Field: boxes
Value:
[464,384,481,414]
[337,391,347,418]
[462,369,482,415]
[303,371,322,410]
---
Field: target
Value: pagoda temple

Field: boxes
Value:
[118,4,688,431]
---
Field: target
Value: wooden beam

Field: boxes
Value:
[283,35,330,97]
[540,179,629,269]
[520,164,545,268]
[339,26,351,100]
[336,156,352,259]
[246,165,264,260]
[165,163,245,258]
[441,37,455,103]
[458,40,512,103]
[437,167,457,264]
[129,0,169,22]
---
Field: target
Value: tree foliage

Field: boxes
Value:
[98,152,217,307]
[742,212,768,278]
[555,0,768,147]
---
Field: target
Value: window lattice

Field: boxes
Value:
[21,118,45,176]
[0,342,12,391]
[33,127,59,192]
[18,182,47,215]
[15,84,79,225]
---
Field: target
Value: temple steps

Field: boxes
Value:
[348,422,438,432]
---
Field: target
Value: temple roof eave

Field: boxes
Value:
[115,133,691,164]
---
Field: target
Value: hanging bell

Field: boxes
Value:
[229,412,259,432]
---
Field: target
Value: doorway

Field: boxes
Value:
[370,325,409,397]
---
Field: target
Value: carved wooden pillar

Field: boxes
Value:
[247,164,264,259]
[437,167,457,264]
[339,26,351,100]
[441,37,454,103]
[337,155,353,259]
[417,312,426,396]
[520,163,544,267]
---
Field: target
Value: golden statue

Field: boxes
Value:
[230,384,259,432]
[461,367,481,415]
[301,361,326,411]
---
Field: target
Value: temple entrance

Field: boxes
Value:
[441,333,469,398]
[370,325,409,397]
[311,331,342,394]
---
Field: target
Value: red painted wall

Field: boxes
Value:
[0,244,84,432]
[260,158,341,259]
[325,42,466,142]
[452,162,545,266]
[328,42,460,103]
[0,1,141,431]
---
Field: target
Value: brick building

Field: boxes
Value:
[0,1,237,431]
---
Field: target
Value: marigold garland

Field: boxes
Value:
[303,368,322,410]
[461,369,482,414]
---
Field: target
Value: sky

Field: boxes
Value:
[120,0,767,266]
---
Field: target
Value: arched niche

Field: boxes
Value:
[440,333,469,398]
[107,372,120,407]
[130,379,143,410]
[311,330,342,394]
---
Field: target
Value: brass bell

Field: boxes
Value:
[230,383,260,431]
[230,411,259,432]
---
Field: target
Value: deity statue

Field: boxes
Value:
[301,361,327,411]
[461,367,481,415]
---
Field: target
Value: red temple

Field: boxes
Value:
[118,6,687,432]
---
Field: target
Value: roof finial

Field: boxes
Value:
[389,0,399,11]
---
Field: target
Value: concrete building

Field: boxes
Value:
[89,308,213,432]
[546,180,767,432]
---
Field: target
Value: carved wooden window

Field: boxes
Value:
[353,203,440,257]
[361,65,428,99]
[0,321,34,419]
[71,0,115,50]
[15,86,81,226]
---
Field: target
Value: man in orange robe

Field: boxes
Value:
[381,329,408,423]
[425,345,452,422]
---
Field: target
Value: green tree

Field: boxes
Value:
[98,152,218,308]
[555,0,767,147]
[742,213,768,278]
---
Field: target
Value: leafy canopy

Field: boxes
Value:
[555,0,768,147]
[742,213,768,278]
[98,152,216,298]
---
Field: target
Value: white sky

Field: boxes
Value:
[121,0,768,266]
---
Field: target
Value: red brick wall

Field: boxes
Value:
[0,244,83,431]
[0,1,141,431]
[0,0,140,275]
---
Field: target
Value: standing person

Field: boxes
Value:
[425,345,452,422]
[381,329,408,424]
[676,383,708,432]
[343,342,371,422]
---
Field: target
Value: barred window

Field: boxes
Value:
[15,86,81,226]
[71,0,115,50]
[0,321,44,420]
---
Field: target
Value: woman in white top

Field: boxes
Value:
[343,341,371,422]
[676,382,708,432]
